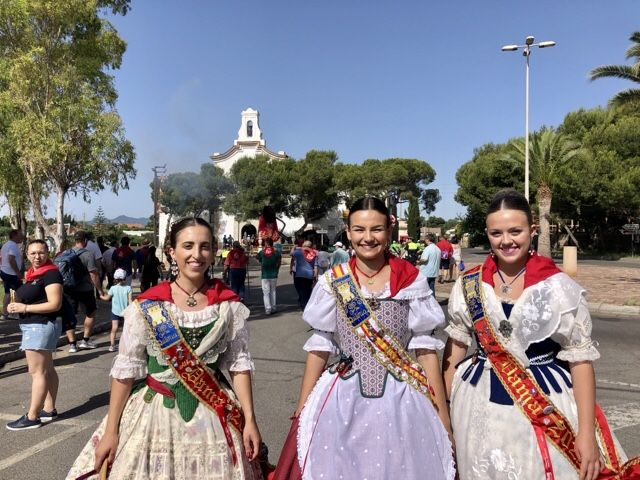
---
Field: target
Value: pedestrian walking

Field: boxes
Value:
[443,189,638,480]
[224,241,249,301]
[1,229,25,318]
[289,241,316,310]
[315,244,331,275]
[436,235,453,283]
[417,233,441,294]
[99,268,132,352]
[256,238,281,315]
[61,230,106,351]
[140,246,161,292]
[450,235,462,281]
[66,217,264,480]
[274,197,454,480]
[112,236,135,286]
[6,239,62,431]
[330,241,349,266]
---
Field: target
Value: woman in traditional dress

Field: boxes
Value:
[275,197,455,480]
[67,217,263,480]
[443,189,632,480]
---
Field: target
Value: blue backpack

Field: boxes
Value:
[53,248,88,289]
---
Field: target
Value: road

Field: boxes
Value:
[0,277,637,479]
[462,248,640,269]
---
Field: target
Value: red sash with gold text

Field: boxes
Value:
[137,299,245,465]
[461,265,640,479]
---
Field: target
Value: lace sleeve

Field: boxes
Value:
[218,302,254,373]
[110,302,148,380]
[445,279,473,346]
[554,296,600,363]
[407,289,446,351]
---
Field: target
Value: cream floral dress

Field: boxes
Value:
[66,300,262,480]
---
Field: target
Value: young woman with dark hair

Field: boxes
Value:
[274,197,454,479]
[68,217,264,480]
[443,189,635,480]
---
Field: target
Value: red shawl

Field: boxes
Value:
[481,252,561,289]
[349,255,419,298]
[262,246,275,258]
[25,260,59,282]
[302,247,317,264]
[137,280,240,305]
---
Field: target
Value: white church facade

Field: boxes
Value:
[159,108,347,251]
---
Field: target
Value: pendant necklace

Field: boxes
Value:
[496,266,526,296]
[356,262,387,285]
[173,280,207,307]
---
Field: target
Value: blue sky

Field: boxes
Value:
[60,0,639,222]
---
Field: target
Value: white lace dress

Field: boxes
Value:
[298,272,455,480]
[66,300,262,480]
[446,271,626,480]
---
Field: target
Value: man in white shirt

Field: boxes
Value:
[1,229,25,315]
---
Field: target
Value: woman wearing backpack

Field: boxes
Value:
[6,239,63,430]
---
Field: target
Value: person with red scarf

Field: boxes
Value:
[224,241,249,302]
[67,218,264,479]
[6,239,64,431]
[289,240,317,310]
[274,198,454,480]
[256,238,281,315]
[443,189,634,480]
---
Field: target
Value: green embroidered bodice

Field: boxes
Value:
[135,321,224,423]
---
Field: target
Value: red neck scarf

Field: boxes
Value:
[349,255,419,297]
[25,260,58,283]
[481,252,561,289]
[262,246,274,257]
[137,279,240,305]
[229,248,245,261]
[302,247,317,263]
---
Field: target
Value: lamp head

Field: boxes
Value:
[501,45,519,52]
[538,41,556,48]
[525,36,535,45]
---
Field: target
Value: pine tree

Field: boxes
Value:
[407,198,421,240]
[92,206,109,238]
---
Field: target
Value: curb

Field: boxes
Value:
[0,320,114,366]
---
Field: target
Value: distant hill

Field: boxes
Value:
[110,215,149,225]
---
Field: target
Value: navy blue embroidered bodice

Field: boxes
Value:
[459,302,572,405]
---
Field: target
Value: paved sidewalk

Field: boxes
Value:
[1,259,637,366]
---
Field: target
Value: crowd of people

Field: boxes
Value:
[0,190,637,479]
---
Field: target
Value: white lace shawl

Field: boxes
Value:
[446,272,600,365]
[303,271,446,354]
[110,300,253,381]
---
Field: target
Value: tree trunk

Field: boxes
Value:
[55,185,68,252]
[24,162,56,244]
[536,183,553,258]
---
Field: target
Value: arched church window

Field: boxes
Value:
[247,120,253,137]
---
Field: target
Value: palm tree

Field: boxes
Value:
[589,31,640,107]
[508,129,584,258]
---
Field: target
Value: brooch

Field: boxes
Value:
[498,320,513,339]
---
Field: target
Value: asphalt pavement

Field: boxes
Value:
[0,264,637,479]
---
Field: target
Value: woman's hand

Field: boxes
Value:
[94,430,119,472]
[7,302,26,315]
[575,430,601,480]
[243,419,262,461]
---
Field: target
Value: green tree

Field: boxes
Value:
[406,197,421,239]
[289,150,340,232]
[160,164,232,219]
[589,32,640,107]
[0,0,135,249]
[507,129,584,257]
[224,154,296,220]
[455,143,523,244]
[424,216,446,228]
[92,205,109,239]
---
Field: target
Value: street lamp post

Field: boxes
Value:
[502,36,556,202]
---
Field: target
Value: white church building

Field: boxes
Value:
[158,108,347,250]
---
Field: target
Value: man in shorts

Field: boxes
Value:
[67,231,106,350]
[1,229,25,318]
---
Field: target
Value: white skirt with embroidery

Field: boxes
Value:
[450,358,627,480]
[65,387,262,480]
[297,370,455,480]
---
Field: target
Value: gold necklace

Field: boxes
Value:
[173,280,207,307]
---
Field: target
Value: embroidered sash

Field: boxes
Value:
[136,299,245,465]
[328,264,436,406]
[461,265,640,480]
